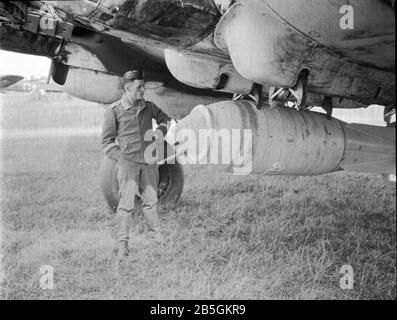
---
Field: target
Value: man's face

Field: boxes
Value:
[125,79,145,101]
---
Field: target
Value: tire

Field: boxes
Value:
[99,155,184,213]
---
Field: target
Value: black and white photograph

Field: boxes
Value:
[0,0,395,303]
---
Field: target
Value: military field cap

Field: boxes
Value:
[122,70,143,85]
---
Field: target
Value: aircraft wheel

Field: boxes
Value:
[99,156,184,213]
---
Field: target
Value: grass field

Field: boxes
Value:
[0,93,395,299]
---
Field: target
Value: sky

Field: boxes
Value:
[0,50,51,79]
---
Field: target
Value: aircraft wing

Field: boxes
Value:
[0,0,394,110]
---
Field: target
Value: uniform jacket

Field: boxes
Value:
[102,98,170,163]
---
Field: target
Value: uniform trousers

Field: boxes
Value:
[115,156,160,243]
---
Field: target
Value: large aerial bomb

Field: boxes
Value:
[162,100,395,176]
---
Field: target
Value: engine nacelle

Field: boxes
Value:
[214,2,395,106]
[49,41,230,115]
[50,66,123,103]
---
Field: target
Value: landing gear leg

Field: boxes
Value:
[269,71,309,110]
[252,83,264,110]
[322,96,333,120]
[233,83,264,109]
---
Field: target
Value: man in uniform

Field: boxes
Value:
[102,70,170,260]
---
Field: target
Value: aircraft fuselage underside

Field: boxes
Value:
[1,0,394,108]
